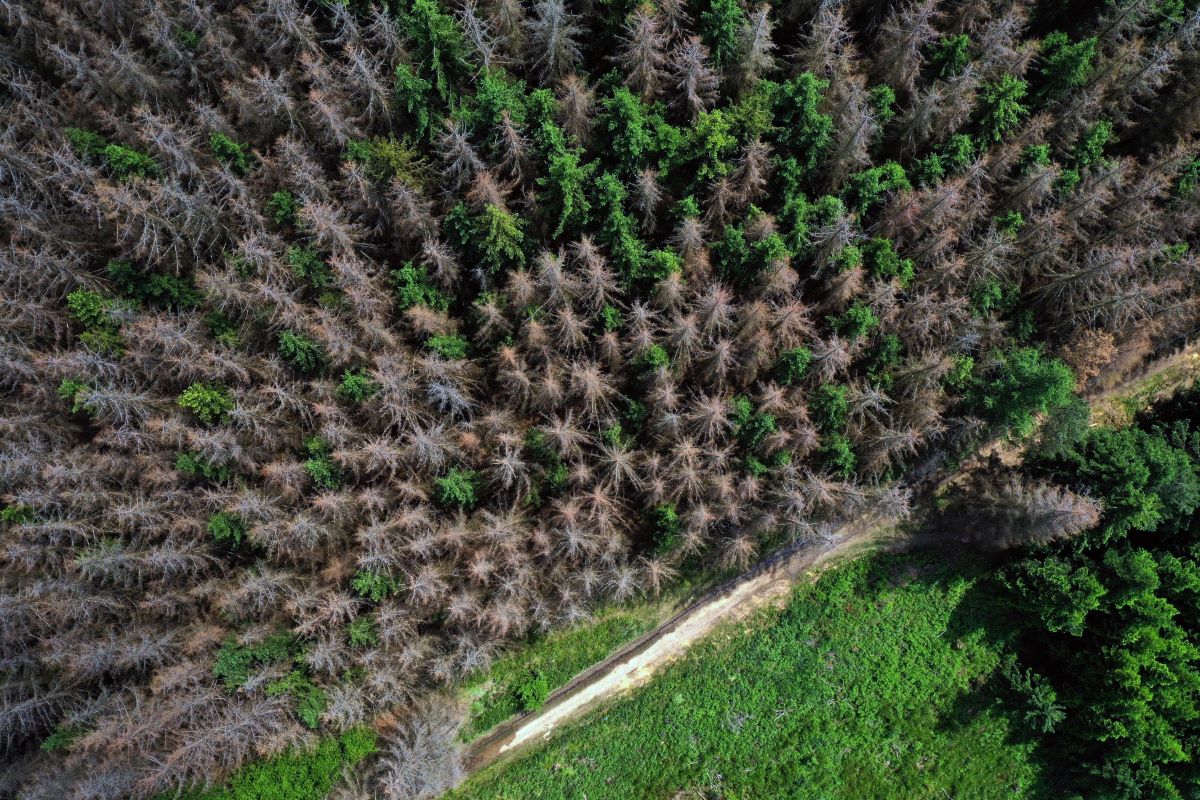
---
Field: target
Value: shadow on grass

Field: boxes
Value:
[892,541,1072,800]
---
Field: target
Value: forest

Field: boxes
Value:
[0,0,1198,797]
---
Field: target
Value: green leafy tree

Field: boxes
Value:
[970,346,1075,437]
[478,204,526,272]
[811,384,849,432]
[210,132,252,174]
[833,302,879,341]
[178,383,235,425]
[678,110,737,187]
[344,135,428,184]
[279,331,326,373]
[599,87,655,175]
[700,0,747,68]
[978,75,1028,142]
[427,333,469,359]
[1035,32,1097,101]
[930,34,970,78]
[775,347,812,386]
[862,237,914,285]
[773,73,834,179]
[399,0,472,106]
[304,437,342,491]
[337,370,379,403]
[843,161,910,217]
[268,190,298,225]
[820,432,856,478]
[652,503,681,553]
[347,618,380,648]
[1071,119,1114,169]
[595,171,647,282]
[391,262,451,310]
[287,245,332,289]
[438,467,479,507]
[395,63,437,139]
[536,121,593,238]
[208,512,247,545]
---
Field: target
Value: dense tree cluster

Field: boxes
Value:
[0,0,1198,797]
[988,381,1200,800]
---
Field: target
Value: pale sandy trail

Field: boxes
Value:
[459,520,880,776]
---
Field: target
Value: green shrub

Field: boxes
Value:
[210,132,252,174]
[930,33,971,78]
[637,343,670,373]
[265,671,327,729]
[212,633,297,689]
[107,260,200,309]
[267,190,298,226]
[812,384,849,432]
[40,724,84,752]
[351,570,402,602]
[775,347,812,386]
[944,355,976,391]
[207,512,247,546]
[347,617,379,648]
[66,289,118,330]
[0,504,35,524]
[206,313,241,347]
[515,669,551,711]
[994,210,1024,237]
[437,467,478,507]
[65,127,108,158]
[103,143,160,180]
[65,128,159,179]
[303,437,342,491]
[833,302,879,341]
[174,27,202,49]
[601,304,624,332]
[652,503,681,554]
[287,246,332,289]
[427,333,469,360]
[278,331,325,373]
[820,431,857,478]
[336,369,378,403]
[391,262,450,310]
[176,452,232,483]
[57,378,91,414]
[178,383,234,425]
[344,135,427,184]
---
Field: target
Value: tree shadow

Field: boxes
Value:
[885,541,1073,800]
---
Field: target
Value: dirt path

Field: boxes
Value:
[452,341,1200,785]
[458,519,884,776]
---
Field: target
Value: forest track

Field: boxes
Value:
[457,517,887,777]
[451,341,1200,785]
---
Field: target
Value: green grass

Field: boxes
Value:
[461,607,660,740]
[450,553,1043,799]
